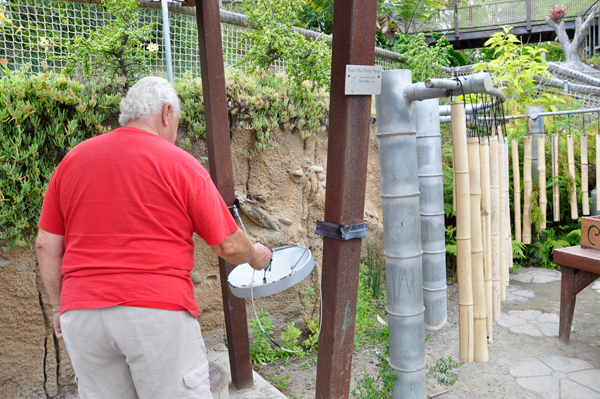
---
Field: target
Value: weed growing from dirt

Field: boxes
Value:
[427,356,463,387]
[351,341,396,398]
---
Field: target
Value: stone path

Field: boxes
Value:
[497,310,563,337]
[504,284,535,303]
[592,280,600,294]
[510,267,562,284]
[510,355,600,399]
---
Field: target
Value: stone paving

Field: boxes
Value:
[497,310,563,337]
[592,280,600,294]
[510,355,600,398]
[510,267,562,284]
[504,284,536,303]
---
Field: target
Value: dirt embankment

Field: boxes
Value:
[0,125,384,398]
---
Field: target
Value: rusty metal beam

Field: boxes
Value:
[315,0,378,398]
[194,0,253,390]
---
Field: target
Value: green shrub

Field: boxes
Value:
[0,67,120,249]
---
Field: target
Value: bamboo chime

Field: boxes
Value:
[512,140,521,242]
[538,135,547,229]
[582,134,589,216]
[468,137,489,363]
[451,94,514,363]
[497,135,507,302]
[552,133,560,221]
[522,137,533,244]
[479,137,493,344]
[489,135,501,320]
[567,135,578,220]
[504,140,511,291]
[451,102,474,363]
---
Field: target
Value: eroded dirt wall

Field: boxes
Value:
[0,125,383,398]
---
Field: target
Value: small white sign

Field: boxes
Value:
[344,65,383,95]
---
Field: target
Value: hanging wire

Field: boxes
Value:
[232,205,323,354]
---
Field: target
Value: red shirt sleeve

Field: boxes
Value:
[38,167,66,235]
[187,178,238,246]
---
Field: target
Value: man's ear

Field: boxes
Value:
[162,104,172,127]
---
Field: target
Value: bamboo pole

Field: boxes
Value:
[479,138,493,344]
[552,133,560,221]
[582,134,589,216]
[567,135,578,220]
[523,136,533,245]
[451,102,474,363]
[468,137,488,363]
[498,137,507,302]
[597,135,600,212]
[512,139,521,242]
[538,135,547,229]
[504,140,512,288]
[489,135,501,321]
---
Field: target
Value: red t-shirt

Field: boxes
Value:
[38,127,238,317]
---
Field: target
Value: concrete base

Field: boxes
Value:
[207,346,287,399]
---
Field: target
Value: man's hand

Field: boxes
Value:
[210,229,272,270]
[248,244,272,271]
[52,309,63,339]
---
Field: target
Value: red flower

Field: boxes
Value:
[550,7,566,22]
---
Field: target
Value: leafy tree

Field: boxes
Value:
[473,27,550,102]
[296,3,333,34]
[392,32,463,82]
[61,0,154,89]
[240,0,331,91]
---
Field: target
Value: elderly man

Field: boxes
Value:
[36,76,272,399]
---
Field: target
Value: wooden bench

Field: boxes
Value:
[553,246,600,343]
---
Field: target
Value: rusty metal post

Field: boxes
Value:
[315,0,378,398]
[194,0,253,389]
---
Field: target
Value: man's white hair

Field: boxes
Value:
[118,77,180,126]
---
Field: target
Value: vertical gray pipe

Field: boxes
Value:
[526,105,544,179]
[161,0,174,83]
[415,99,447,331]
[376,70,426,399]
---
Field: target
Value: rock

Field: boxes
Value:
[15,266,24,272]
[290,169,304,177]
[0,255,10,267]
[312,165,324,173]
[191,275,202,284]
[321,180,326,188]
[279,218,293,226]
[317,173,326,181]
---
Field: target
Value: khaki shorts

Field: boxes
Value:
[61,306,213,399]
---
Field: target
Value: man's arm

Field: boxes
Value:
[210,229,272,270]
[36,228,65,338]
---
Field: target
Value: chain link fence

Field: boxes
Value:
[429,0,595,34]
[0,0,402,78]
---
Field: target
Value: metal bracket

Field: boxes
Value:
[315,219,369,240]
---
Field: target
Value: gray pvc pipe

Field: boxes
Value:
[439,100,498,116]
[526,106,544,180]
[376,69,426,398]
[404,73,492,102]
[415,99,447,331]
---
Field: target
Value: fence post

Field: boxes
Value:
[160,0,174,83]
[525,0,532,31]
[194,0,254,389]
[454,0,460,39]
